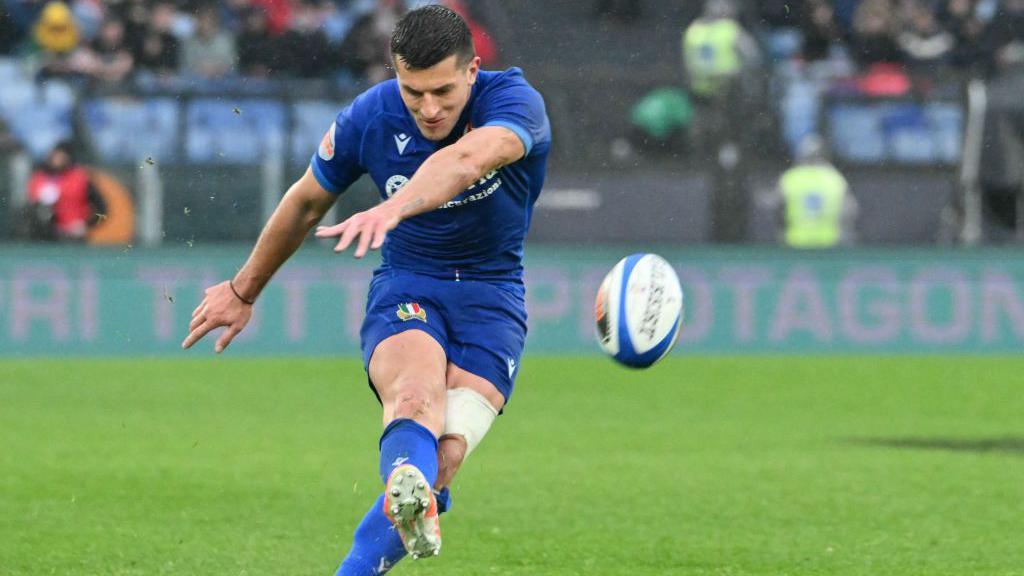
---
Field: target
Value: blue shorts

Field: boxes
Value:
[360,269,528,404]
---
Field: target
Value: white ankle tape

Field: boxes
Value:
[442,388,498,457]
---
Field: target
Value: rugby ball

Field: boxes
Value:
[594,253,683,368]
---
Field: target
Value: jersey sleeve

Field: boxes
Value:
[476,68,551,158]
[310,93,373,195]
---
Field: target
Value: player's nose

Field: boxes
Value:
[420,96,441,120]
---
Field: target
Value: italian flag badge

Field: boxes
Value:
[396,302,427,322]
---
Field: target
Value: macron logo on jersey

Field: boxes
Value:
[394,133,411,155]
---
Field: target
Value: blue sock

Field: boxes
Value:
[378,418,438,485]
[335,494,406,576]
[435,486,452,514]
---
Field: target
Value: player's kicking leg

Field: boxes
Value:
[336,330,446,575]
[336,352,506,574]
[373,330,449,559]
[379,361,505,557]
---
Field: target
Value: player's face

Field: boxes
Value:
[395,54,480,141]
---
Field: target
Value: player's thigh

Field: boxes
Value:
[446,363,505,412]
[369,330,448,432]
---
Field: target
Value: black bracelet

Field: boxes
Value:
[229,280,255,305]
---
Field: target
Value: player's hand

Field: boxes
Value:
[314,203,401,258]
[181,281,253,353]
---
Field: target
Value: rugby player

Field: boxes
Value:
[182,5,550,574]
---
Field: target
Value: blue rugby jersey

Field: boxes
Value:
[311,68,551,282]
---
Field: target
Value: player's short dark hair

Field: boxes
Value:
[390,4,475,70]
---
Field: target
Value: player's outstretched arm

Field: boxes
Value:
[315,126,525,257]
[182,167,336,352]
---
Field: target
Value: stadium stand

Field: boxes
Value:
[0,0,1020,243]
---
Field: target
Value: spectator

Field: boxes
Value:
[974,0,1024,239]
[25,141,107,242]
[236,6,275,77]
[77,17,134,84]
[682,0,759,100]
[32,1,79,55]
[70,0,104,42]
[32,1,83,78]
[896,1,955,75]
[134,2,179,76]
[979,0,1024,75]
[800,0,843,62]
[117,0,149,46]
[341,0,402,84]
[220,0,254,33]
[682,0,762,242]
[848,0,901,67]
[250,0,291,36]
[938,0,987,69]
[771,134,857,248]
[626,86,693,154]
[277,0,332,78]
[180,6,236,79]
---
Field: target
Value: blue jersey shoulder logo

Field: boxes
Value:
[318,123,335,161]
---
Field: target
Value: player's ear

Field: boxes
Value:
[466,56,480,84]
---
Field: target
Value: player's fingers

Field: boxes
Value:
[315,221,348,238]
[191,301,206,318]
[334,219,363,253]
[370,222,388,250]
[189,313,207,332]
[181,319,217,349]
[354,225,373,259]
[214,325,241,354]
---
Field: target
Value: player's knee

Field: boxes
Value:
[383,372,446,433]
[391,387,437,421]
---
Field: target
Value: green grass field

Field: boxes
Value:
[2,357,1023,575]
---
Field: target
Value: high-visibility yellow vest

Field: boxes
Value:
[683,18,741,97]
[780,164,847,248]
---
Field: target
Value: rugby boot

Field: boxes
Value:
[383,464,441,559]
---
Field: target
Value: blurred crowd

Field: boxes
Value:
[668,0,1024,160]
[758,0,1024,83]
[667,0,1024,244]
[626,0,1024,168]
[0,0,498,87]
